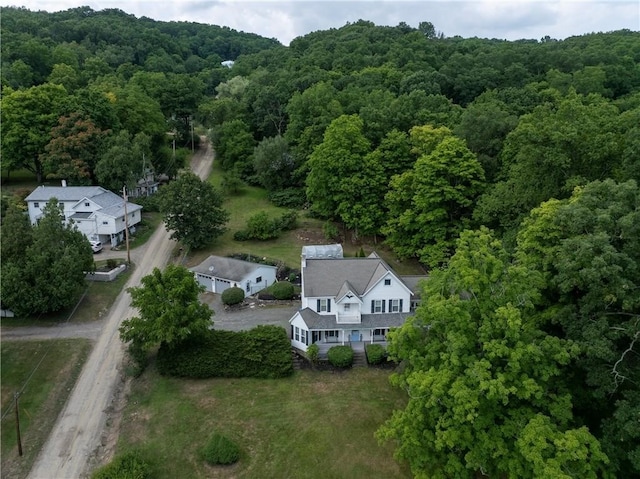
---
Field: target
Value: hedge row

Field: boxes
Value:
[157,325,293,379]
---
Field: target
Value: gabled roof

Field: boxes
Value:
[303,257,410,298]
[190,255,276,282]
[26,186,110,202]
[400,275,429,298]
[26,186,142,219]
[335,280,363,304]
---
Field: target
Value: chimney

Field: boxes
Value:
[61,179,67,187]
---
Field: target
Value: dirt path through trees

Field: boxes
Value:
[27,138,213,479]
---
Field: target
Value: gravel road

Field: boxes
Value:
[27,139,214,479]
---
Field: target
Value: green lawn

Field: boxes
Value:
[113,367,410,479]
[1,339,92,478]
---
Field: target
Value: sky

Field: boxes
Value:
[1,0,638,46]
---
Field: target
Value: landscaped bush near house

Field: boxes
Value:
[365,344,387,365]
[91,451,152,479]
[270,281,295,300]
[157,326,293,379]
[200,433,240,465]
[327,345,354,368]
[306,343,319,363]
[222,286,245,305]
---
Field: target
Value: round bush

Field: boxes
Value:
[270,281,294,300]
[91,451,152,479]
[306,343,319,363]
[327,345,354,368]
[365,344,387,365]
[221,286,245,305]
[201,433,240,465]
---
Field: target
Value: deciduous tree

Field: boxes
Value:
[119,264,212,352]
[158,171,229,249]
[378,228,609,478]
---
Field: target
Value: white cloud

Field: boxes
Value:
[1,0,638,45]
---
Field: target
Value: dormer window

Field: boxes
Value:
[344,303,350,312]
[384,279,391,286]
[85,202,90,207]
[34,202,39,208]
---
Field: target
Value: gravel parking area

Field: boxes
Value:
[200,292,299,332]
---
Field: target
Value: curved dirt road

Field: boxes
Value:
[28,139,213,479]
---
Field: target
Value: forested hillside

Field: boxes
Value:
[1,8,639,476]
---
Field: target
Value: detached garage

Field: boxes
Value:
[190,255,277,295]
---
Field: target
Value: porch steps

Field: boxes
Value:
[292,349,306,370]
[352,350,367,368]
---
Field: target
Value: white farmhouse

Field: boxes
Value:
[289,244,427,354]
[25,184,142,247]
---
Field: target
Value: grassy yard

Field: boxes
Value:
[1,339,92,478]
[113,367,410,479]
[190,163,425,275]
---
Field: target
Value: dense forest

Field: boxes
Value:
[1,6,639,477]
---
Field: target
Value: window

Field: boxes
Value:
[256,276,262,283]
[102,221,108,225]
[85,202,90,207]
[390,299,403,312]
[317,298,331,313]
[344,303,350,312]
[295,326,300,342]
[384,278,391,286]
[301,329,308,345]
[34,202,39,208]
[372,299,385,313]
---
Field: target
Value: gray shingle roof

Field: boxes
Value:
[303,257,403,297]
[400,275,429,297]
[190,256,276,282]
[296,308,409,330]
[25,186,141,219]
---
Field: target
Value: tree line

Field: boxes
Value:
[1,8,639,476]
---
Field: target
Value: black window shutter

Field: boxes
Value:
[317,299,321,311]
[291,325,294,338]
[382,300,386,313]
[327,299,331,313]
[371,300,374,313]
[400,299,403,311]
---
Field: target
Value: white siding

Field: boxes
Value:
[290,313,310,351]
[362,274,411,313]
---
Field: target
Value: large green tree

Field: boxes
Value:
[378,228,609,478]
[516,179,640,475]
[0,199,94,316]
[1,83,68,181]
[119,264,212,353]
[158,171,229,249]
[306,114,386,238]
[383,126,485,267]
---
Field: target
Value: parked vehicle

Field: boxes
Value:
[90,240,103,253]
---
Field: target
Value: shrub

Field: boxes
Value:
[246,211,280,240]
[91,451,152,479]
[268,188,306,208]
[270,281,294,300]
[307,343,319,363]
[365,344,387,365]
[323,221,340,242]
[201,433,240,465]
[276,210,298,231]
[157,326,293,379]
[233,229,250,241]
[358,246,366,258]
[221,287,244,305]
[327,345,354,368]
[106,258,118,270]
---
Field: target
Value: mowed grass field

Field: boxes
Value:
[116,367,411,479]
[0,339,92,478]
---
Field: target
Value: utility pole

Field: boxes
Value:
[14,392,23,457]
[191,117,195,153]
[122,186,131,265]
